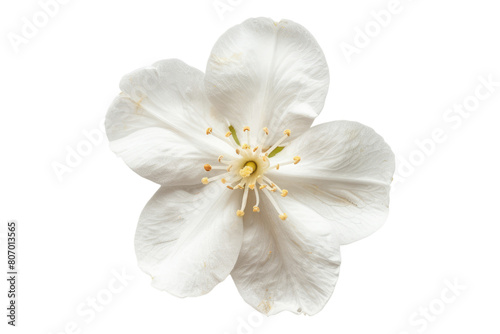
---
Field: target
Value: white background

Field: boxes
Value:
[1,0,500,333]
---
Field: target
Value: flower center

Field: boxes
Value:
[241,161,257,176]
[202,126,301,220]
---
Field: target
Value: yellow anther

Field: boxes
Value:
[263,127,269,135]
[284,129,291,136]
[236,210,245,217]
[243,126,250,132]
[226,165,232,172]
[281,189,288,197]
[270,187,277,192]
[276,164,280,170]
[221,178,226,184]
[279,213,288,221]
[259,184,267,190]
[218,155,223,162]
[242,144,250,149]
[227,185,234,190]
[236,185,244,189]
[206,127,212,135]
[201,177,209,185]
[236,148,241,155]
[204,164,212,171]
[253,146,259,152]
[239,166,254,178]
[225,131,232,137]
[261,155,267,162]
[293,156,301,164]
[248,184,255,190]
[253,206,260,213]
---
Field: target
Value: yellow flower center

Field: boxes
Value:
[201,126,301,220]
[240,161,257,177]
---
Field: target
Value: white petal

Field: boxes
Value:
[267,121,395,245]
[106,59,235,185]
[109,127,234,186]
[135,183,243,297]
[107,59,227,141]
[231,193,341,316]
[205,18,329,146]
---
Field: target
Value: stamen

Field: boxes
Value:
[221,178,226,184]
[265,130,291,156]
[269,164,280,170]
[259,184,267,190]
[228,178,243,189]
[206,127,212,135]
[227,165,232,172]
[248,184,255,190]
[202,173,230,184]
[232,178,246,190]
[237,184,250,216]
[253,146,259,152]
[259,183,287,220]
[204,164,212,171]
[235,148,241,155]
[272,157,302,168]
[218,155,223,162]
[225,175,242,185]
[259,177,275,192]
[263,176,281,192]
[243,126,250,146]
[227,185,234,190]
[263,127,269,135]
[236,210,245,217]
[241,144,250,149]
[253,186,260,211]
[208,129,239,149]
[209,166,228,170]
[225,131,232,137]
[281,189,288,197]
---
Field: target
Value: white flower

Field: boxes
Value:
[105,18,395,316]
